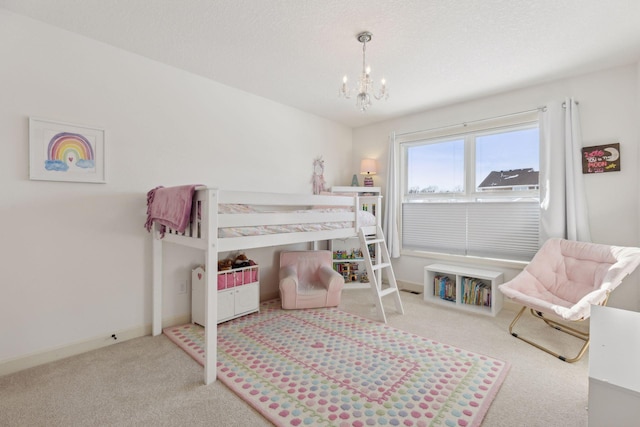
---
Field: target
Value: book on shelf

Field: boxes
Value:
[434,275,456,302]
[462,277,492,307]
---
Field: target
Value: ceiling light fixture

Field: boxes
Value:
[339,31,389,112]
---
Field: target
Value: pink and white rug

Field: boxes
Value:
[164,300,509,427]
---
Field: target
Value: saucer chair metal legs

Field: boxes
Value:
[507,293,609,363]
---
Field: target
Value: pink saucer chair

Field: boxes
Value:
[499,238,640,362]
[279,250,344,310]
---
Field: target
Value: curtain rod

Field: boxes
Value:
[395,106,546,138]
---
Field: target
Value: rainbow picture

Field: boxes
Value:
[44,132,95,172]
[30,117,105,183]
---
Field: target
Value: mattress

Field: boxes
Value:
[217,204,376,238]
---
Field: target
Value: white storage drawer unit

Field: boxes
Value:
[191,264,259,326]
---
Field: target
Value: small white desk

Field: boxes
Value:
[588,305,640,427]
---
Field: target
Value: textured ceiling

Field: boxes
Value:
[2,0,640,128]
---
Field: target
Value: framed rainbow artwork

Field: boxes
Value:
[29,117,106,183]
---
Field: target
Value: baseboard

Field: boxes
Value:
[261,291,280,302]
[0,314,190,378]
[397,279,423,294]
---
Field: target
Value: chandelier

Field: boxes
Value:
[339,31,389,112]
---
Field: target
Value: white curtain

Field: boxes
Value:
[564,99,591,242]
[383,133,401,257]
[539,98,591,243]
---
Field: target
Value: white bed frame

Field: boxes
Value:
[151,187,381,384]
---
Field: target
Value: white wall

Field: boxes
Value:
[354,64,640,310]
[0,10,353,364]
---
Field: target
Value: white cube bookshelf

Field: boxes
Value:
[424,263,504,316]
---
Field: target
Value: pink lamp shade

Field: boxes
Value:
[360,159,377,187]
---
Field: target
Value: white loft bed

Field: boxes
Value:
[150,187,381,385]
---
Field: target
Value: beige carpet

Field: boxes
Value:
[0,291,589,426]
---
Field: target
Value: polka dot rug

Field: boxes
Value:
[164,300,509,427]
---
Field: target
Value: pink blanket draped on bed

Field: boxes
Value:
[144,185,199,237]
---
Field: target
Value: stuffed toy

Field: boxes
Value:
[234,253,252,268]
[311,156,326,195]
[218,258,233,271]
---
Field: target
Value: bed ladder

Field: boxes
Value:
[358,225,404,323]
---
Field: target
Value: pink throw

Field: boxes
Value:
[144,185,199,237]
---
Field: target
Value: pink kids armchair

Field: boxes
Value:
[499,238,640,362]
[279,250,344,310]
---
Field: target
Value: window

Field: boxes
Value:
[398,113,540,262]
[407,138,464,194]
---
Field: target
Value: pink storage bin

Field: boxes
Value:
[241,268,258,285]
[231,272,242,287]
[217,272,235,290]
[217,265,258,289]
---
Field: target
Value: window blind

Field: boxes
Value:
[402,201,539,261]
